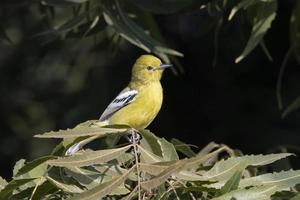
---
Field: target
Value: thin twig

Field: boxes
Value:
[131,129,141,200]
[276,46,293,110]
[29,177,45,200]
[123,185,138,200]
[167,180,180,200]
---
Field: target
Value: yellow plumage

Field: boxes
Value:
[65,55,169,155]
[100,54,169,129]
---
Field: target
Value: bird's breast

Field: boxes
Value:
[108,82,163,129]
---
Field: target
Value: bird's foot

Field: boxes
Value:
[126,129,142,145]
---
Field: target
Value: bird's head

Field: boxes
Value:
[131,55,171,84]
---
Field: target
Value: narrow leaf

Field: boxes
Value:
[141,161,185,191]
[211,186,277,200]
[139,146,163,163]
[282,96,300,118]
[47,145,132,167]
[0,177,7,191]
[235,0,277,63]
[35,126,126,139]
[13,159,26,177]
[68,167,134,200]
[46,176,84,193]
[171,138,196,158]
[218,170,242,195]
[158,138,179,161]
[239,170,300,190]
[15,156,55,177]
[0,178,35,199]
[203,153,293,184]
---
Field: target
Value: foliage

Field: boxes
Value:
[2,0,297,115]
[1,121,300,199]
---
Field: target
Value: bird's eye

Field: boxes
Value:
[146,66,153,71]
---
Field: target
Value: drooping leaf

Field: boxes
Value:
[128,0,199,14]
[64,0,89,3]
[102,0,183,64]
[282,95,300,118]
[68,167,134,200]
[290,0,300,64]
[0,25,12,44]
[233,0,277,63]
[41,0,80,6]
[47,145,132,167]
[171,138,196,158]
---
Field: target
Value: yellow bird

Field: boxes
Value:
[66,54,171,155]
[98,54,171,129]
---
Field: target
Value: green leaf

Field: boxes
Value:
[171,138,196,158]
[0,177,7,192]
[15,156,55,177]
[183,146,227,170]
[282,96,300,118]
[68,167,134,200]
[35,126,127,139]
[203,153,293,186]
[139,162,174,176]
[239,170,300,190]
[291,193,300,200]
[46,176,84,193]
[139,145,164,163]
[64,0,89,3]
[30,181,57,200]
[0,178,35,199]
[0,25,12,44]
[217,170,242,196]
[41,0,79,6]
[158,138,179,161]
[211,185,277,200]
[228,0,257,20]
[141,160,185,191]
[140,129,163,157]
[128,0,198,14]
[290,0,300,64]
[13,159,26,177]
[102,0,183,64]
[174,170,205,181]
[47,145,132,167]
[234,0,277,63]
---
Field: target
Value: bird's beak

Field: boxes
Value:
[155,64,172,70]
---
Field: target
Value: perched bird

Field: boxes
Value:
[98,54,171,129]
[66,54,171,155]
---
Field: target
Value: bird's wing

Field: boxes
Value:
[99,87,138,121]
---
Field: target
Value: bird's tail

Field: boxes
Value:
[65,120,109,155]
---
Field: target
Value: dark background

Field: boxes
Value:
[1,0,300,180]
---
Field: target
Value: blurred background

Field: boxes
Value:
[0,0,300,179]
